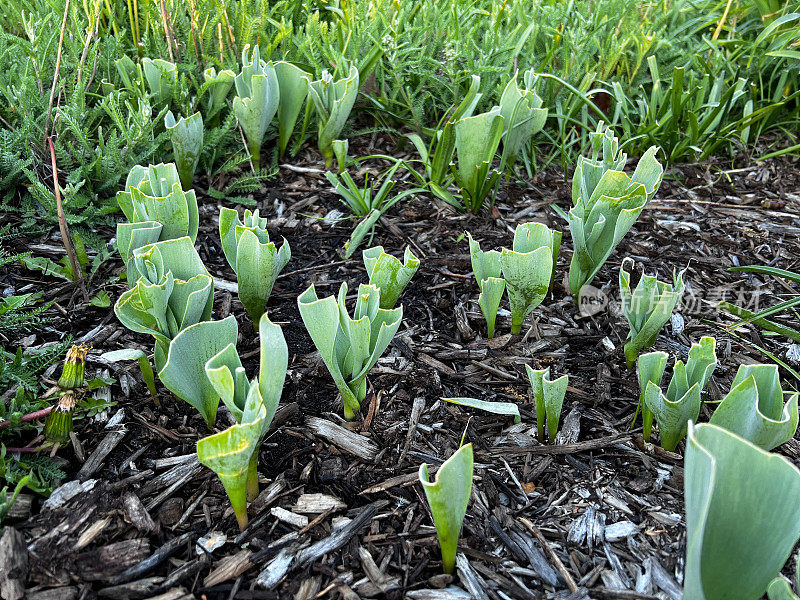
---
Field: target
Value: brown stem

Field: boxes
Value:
[48,138,89,302]
[159,0,175,63]
[44,0,70,143]
[0,406,54,431]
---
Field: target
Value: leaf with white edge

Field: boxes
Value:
[443,397,520,423]
[684,422,800,600]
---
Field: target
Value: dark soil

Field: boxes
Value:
[3,140,800,600]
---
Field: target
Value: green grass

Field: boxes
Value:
[0,0,797,225]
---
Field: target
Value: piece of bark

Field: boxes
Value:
[305,417,377,460]
[255,547,295,590]
[78,410,127,481]
[202,549,254,587]
[406,588,473,600]
[2,494,31,521]
[295,503,378,567]
[0,527,27,600]
[24,587,79,600]
[108,533,193,585]
[454,554,489,600]
[122,492,156,533]
[292,493,346,514]
[74,539,150,582]
[270,507,308,528]
[97,577,163,600]
[140,589,192,600]
[359,547,400,593]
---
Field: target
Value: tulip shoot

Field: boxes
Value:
[642,337,717,451]
[233,45,279,170]
[219,208,290,324]
[709,364,799,451]
[620,258,686,368]
[566,124,663,297]
[363,246,419,309]
[165,111,203,190]
[525,365,568,443]
[308,65,359,168]
[419,443,473,574]
[275,61,310,157]
[297,282,402,420]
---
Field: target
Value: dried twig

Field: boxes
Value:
[48,138,89,302]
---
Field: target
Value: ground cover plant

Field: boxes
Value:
[2,0,800,598]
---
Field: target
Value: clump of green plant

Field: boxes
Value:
[498,69,548,174]
[709,364,798,451]
[684,422,800,600]
[619,258,686,368]
[526,365,568,444]
[451,108,505,213]
[363,245,419,309]
[197,314,287,528]
[325,161,403,218]
[419,443,473,575]
[116,163,200,273]
[297,282,403,420]
[640,337,717,451]
[233,45,279,170]
[467,222,561,336]
[219,208,291,325]
[308,65,359,168]
[164,111,203,189]
[114,237,214,371]
[559,124,663,298]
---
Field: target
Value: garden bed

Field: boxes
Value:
[3,145,800,600]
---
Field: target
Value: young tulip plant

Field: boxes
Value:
[497,69,548,175]
[419,443,474,574]
[640,336,717,451]
[451,108,505,213]
[526,365,568,444]
[219,207,291,325]
[233,45,279,170]
[619,257,687,368]
[709,363,799,451]
[116,163,199,275]
[142,58,176,106]
[468,222,561,337]
[298,282,403,420]
[363,245,419,309]
[684,422,800,600]
[197,314,288,529]
[308,65,359,168]
[164,111,203,189]
[202,67,235,124]
[114,236,214,372]
[557,123,664,299]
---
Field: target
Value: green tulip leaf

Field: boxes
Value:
[275,61,310,157]
[419,443,474,575]
[165,111,203,190]
[233,45,279,170]
[685,422,800,600]
[158,316,239,428]
[443,397,520,424]
[308,65,359,168]
[363,245,420,309]
[525,365,568,443]
[709,364,799,450]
